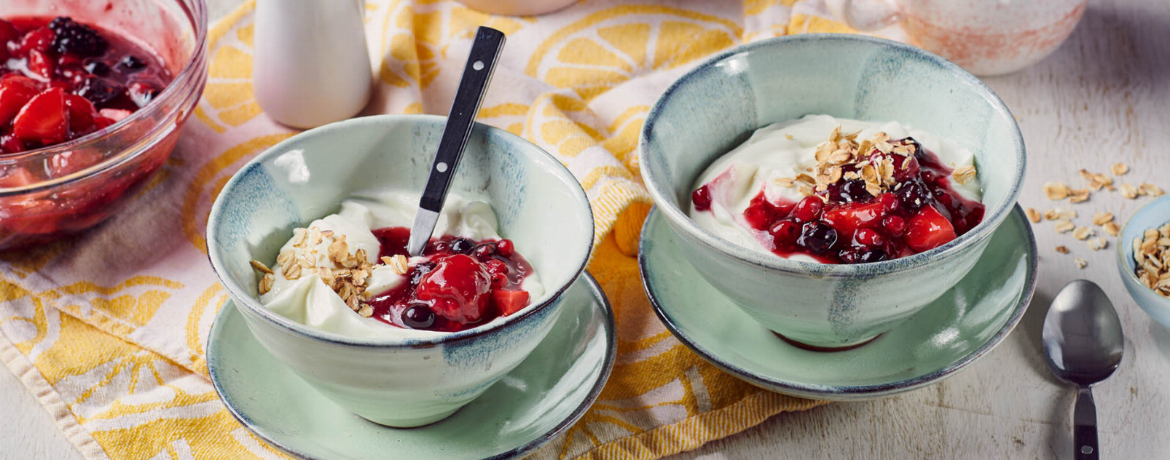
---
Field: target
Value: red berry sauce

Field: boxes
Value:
[366,228,535,332]
[0,17,172,153]
[696,137,984,264]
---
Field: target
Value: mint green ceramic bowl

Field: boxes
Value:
[206,115,594,428]
[638,35,1026,349]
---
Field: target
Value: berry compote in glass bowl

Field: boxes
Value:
[693,136,985,264]
[370,229,535,333]
[0,0,207,251]
[0,17,172,152]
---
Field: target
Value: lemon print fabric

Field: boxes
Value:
[0,1,863,460]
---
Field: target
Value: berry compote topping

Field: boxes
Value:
[366,227,534,332]
[695,132,984,264]
[0,17,172,153]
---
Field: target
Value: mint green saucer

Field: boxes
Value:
[640,207,1036,400]
[207,274,615,460]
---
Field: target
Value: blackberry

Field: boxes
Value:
[77,77,123,106]
[84,61,111,76]
[402,304,435,329]
[118,55,145,71]
[49,17,108,57]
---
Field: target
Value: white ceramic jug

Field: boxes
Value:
[254,0,372,129]
[826,0,1087,76]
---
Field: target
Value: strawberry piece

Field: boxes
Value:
[822,201,884,234]
[65,94,97,133]
[415,254,491,324]
[0,167,35,188]
[92,115,116,130]
[48,150,101,177]
[19,26,55,55]
[13,88,69,143]
[27,49,55,80]
[905,205,957,253]
[0,76,41,125]
[492,289,530,316]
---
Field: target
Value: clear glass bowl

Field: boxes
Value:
[0,0,208,249]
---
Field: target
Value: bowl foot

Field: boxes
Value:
[772,331,882,352]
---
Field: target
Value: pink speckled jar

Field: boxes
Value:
[826,0,1086,76]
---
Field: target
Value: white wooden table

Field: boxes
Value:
[4,0,1169,458]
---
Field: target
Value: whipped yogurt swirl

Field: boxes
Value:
[259,191,544,339]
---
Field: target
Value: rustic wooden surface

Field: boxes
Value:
[3,0,1169,458]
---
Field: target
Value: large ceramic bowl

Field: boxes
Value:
[1117,195,1170,330]
[206,115,594,427]
[0,0,208,250]
[638,34,1025,349]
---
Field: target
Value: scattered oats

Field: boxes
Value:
[1088,238,1108,251]
[1092,212,1114,226]
[795,173,816,185]
[775,177,795,188]
[843,171,860,181]
[388,254,409,275]
[798,184,815,196]
[1043,182,1071,200]
[358,305,374,318]
[1055,245,1070,254]
[1111,163,1129,175]
[258,273,274,295]
[1026,208,1041,223]
[1140,183,1165,197]
[284,262,303,280]
[1068,188,1091,203]
[1074,257,1088,269]
[381,256,394,265]
[1079,169,1113,191]
[320,230,334,238]
[952,165,976,185]
[1073,226,1094,240]
[1054,221,1076,233]
[1121,183,1139,199]
[346,294,361,310]
[309,227,323,245]
[328,235,349,265]
[784,133,794,140]
[1104,221,1121,236]
[250,260,273,275]
[276,250,295,268]
[291,228,307,245]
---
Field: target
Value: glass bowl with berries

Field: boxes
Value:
[0,0,208,249]
[639,35,1026,350]
[206,116,595,427]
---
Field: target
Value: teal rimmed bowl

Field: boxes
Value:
[638,34,1026,349]
[206,115,594,427]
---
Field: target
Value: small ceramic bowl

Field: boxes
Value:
[638,34,1025,349]
[206,115,594,427]
[1117,195,1170,330]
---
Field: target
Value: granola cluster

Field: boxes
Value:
[1134,223,1170,297]
[775,127,976,199]
[250,226,410,318]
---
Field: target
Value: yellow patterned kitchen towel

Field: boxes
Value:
[0,1,880,458]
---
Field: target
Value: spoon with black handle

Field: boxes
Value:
[1042,279,1124,460]
[407,27,505,256]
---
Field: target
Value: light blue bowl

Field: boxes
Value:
[638,34,1026,349]
[1118,195,1170,329]
[206,115,594,427]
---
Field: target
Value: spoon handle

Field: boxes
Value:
[419,27,506,213]
[1074,386,1099,460]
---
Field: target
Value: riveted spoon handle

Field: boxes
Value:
[418,27,506,212]
[1074,386,1099,460]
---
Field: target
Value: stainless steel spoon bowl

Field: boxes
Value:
[1042,279,1124,460]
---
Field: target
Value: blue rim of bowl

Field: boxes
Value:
[205,114,594,349]
[638,205,1038,398]
[1115,194,1170,299]
[207,272,618,460]
[637,33,1027,278]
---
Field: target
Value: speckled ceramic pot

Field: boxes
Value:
[1117,195,1170,330]
[207,115,594,427]
[638,35,1025,349]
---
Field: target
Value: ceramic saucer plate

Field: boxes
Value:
[208,273,615,460]
[640,206,1037,400]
